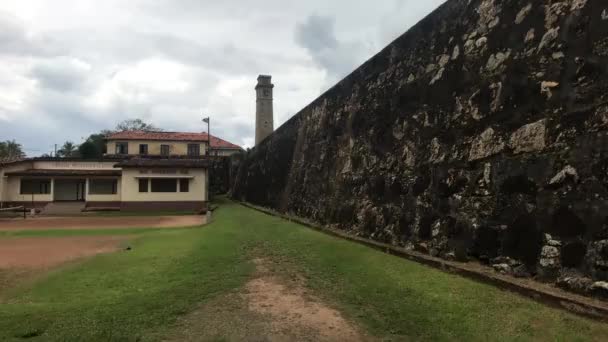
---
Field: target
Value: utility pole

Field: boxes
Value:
[202,117,210,155]
[202,116,211,203]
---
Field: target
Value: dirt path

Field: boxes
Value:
[0,235,130,297]
[168,258,370,342]
[0,215,205,231]
[0,236,130,269]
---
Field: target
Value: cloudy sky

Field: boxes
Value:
[0,0,444,156]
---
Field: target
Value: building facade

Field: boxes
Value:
[0,131,242,212]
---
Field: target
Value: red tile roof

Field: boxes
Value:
[208,134,243,150]
[106,131,242,150]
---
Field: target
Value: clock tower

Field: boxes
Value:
[255,75,274,146]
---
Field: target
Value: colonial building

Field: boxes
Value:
[0,131,242,213]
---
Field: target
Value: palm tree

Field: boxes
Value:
[57,141,79,158]
[0,140,25,159]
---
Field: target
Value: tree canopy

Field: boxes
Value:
[0,140,25,159]
[114,119,162,132]
[56,141,79,158]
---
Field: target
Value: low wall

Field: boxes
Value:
[232,0,608,298]
[120,201,207,212]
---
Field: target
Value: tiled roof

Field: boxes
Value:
[106,131,243,150]
[208,135,243,150]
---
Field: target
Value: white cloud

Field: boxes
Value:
[0,0,445,155]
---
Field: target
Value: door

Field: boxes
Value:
[76,181,85,201]
[54,179,86,201]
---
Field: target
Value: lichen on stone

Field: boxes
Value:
[486,50,511,72]
[538,27,560,51]
[451,45,461,60]
[490,82,503,113]
[541,81,559,99]
[509,119,547,154]
[469,127,505,161]
[477,0,502,33]
[429,67,445,85]
[524,28,536,43]
[549,165,579,186]
[515,3,533,24]
[570,0,588,11]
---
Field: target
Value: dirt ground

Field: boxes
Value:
[168,258,370,342]
[0,236,129,269]
[0,215,205,231]
[244,259,366,341]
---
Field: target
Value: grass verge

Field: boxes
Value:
[0,219,251,341]
[0,227,173,238]
[0,198,606,341]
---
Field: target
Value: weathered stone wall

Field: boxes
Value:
[232,0,608,297]
[209,154,244,195]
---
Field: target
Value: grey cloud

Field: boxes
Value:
[295,14,368,82]
[0,12,63,57]
[53,29,306,77]
[30,58,91,93]
[295,15,338,51]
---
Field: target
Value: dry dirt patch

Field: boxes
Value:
[244,258,366,342]
[0,215,205,231]
[0,236,129,269]
[169,258,370,342]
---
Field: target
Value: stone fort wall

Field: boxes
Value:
[232,0,608,297]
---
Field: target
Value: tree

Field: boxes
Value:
[78,134,106,159]
[75,118,160,158]
[57,141,79,158]
[115,119,162,132]
[78,140,99,159]
[0,140,25,159]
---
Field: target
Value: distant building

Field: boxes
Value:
[0,130,242,212]
[105,131,243,157]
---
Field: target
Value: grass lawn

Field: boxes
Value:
[0,227,168,238]
[1,198,607,341]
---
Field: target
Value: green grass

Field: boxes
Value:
[0,199,607,341]
[0,227,171,238]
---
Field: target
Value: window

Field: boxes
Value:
[20,179,51,194]
[179,179,189,192]
[160,144,170,156]
[89,179,117,195]
[138,179,149,193]
[115,142,128,154]
[139,144,148,155]
[187,144,200,157]
[151,178,177,192]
